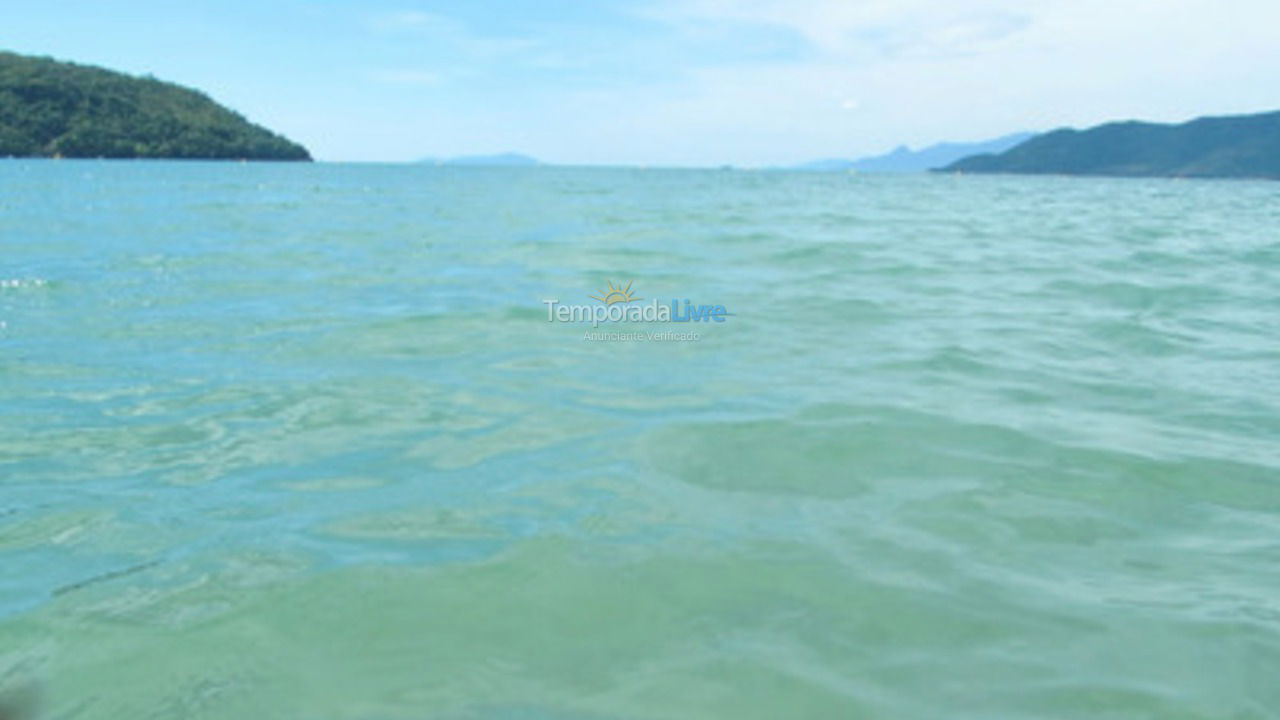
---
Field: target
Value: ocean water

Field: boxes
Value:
[1,161,1278,719]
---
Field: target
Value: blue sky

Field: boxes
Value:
[4,0,1279,165]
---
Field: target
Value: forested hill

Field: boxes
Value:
[941,110,1280,179]
[0,51,310,160]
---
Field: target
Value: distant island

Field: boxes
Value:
[0,50,310,160]
[941,110,1280,179]
[796,132,1035,173]
[419,152,541,167]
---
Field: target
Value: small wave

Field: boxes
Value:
[0,279,48,290]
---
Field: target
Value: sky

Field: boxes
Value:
[3,0,1279,165]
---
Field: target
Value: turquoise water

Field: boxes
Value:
[2,161,1279,718]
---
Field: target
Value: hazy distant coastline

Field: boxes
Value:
[418,152,542,167]
[796,132,1035,173]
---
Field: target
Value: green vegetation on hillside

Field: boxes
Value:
[0,50,310,160]
[941,111,1280,179]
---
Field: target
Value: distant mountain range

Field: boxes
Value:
[941,110,1280,179]
[796,132,1035,172]
[0,50,309,160]
[419,152,541,167]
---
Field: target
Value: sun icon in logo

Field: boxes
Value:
[590,280,641,305]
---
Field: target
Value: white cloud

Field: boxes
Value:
[640,0,1032,59]
[337,0,1280,164]
[364,9,540,62]
[365,10,452,33]
[572,0,1280,164]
